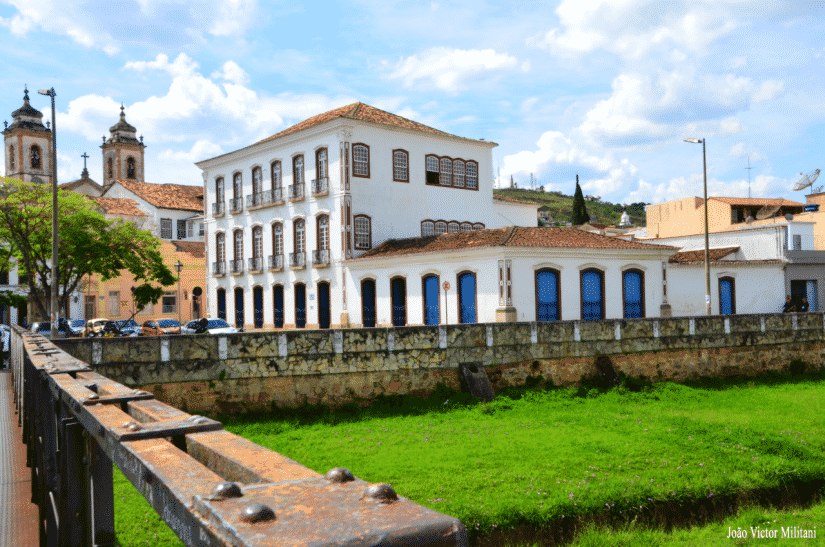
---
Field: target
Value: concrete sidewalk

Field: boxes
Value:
[0,369,39,547]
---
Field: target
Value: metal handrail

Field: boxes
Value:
[312,249,330,265]
[212,261,226,275]
[268,254,284,270]
[311,177,329,196]
[288,183,304,200]
[230,259,244,274]
[290,252,306,268]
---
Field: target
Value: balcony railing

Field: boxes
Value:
[290,252,306,269]
[248,257,263,272]
[212,202,225,216]
[230,259,244,274]
[288,183,305,201]
[229,197,243,213]
[311,177,329,196]
[246,188,283,208]
[268,254,284,270]
[212,261,226,276]
[312,248,330,266]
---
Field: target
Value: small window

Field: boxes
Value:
[353,144,369,177]
[252,226,263,258]
[393,150,409,182]
[317,215,330,250]
[448,221,460,233]
[460,222,472,232]
[439,157,452,186]
[316,148,328,180]
[160,218,172,239]
[252,166,262,195]
[425,155,440,185]
[126,156,136,179]
[234,229,243,261]
[177,219,186,240]
[434,221,447,235]
[354,215,371,250]
[472,223,484,230]
[107,157,114,179]
[8,145,14,170]
[452,160,465,187]
[233,172,242,199]
[294,219,305,254]
[198,223,204,236]
[215,177,224,202]
[272,223,283,256]
[30,144,41,170]
[293,155,304,185]
[466,162,478,189]
[421,221,434,237]
[271,161,281,190]
[187,222,193,238]
[216,232,225,262]
[162,291,177,314]
[109,291,120,316]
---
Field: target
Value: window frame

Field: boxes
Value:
[215,177,225,202]
[272,222,283,257]
[126,156,136,179]
[252,225,263,259]
[452,159,465,188]
[352,143,370,178]
[233,229,243,262]
[160,218,172,240]
[580,268,606,321]
[30,144,41,170]
[719,276,736,315]
[353,214,372,250]
[315,148,328,180]
[421,220,435,237]
[317,214,330,251]
[233,172,242,201]
[425,155,440,185]
[8,145,14,170]
[270,161,282,190]
[216,232,225,262]
[535,268,562,322]
[176,219,187,240]
[393,149,409,182]
[292,154,304,186]
[465,161,479,190]
[252,166,262,195]
[621,268,646,319]
[162,291,176,314]
[293,218,305,255]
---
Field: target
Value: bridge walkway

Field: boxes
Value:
[0,368,38,547]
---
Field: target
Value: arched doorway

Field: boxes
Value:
[216,288,226,321]
[253,286,264,328]
[457,271,477,324]
[622,269,645,319]
[234,288,244,328]
[422,275,440,325]
[361,279,376,327]
[294,283,306,328]
[273,285,284,328]
[390,277,406,326]
[719,277,735,315]
[535,269,560,321]
[317,281,331,329]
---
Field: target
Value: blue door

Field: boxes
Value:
[217,288,226,320]
[536,269,559,321]
[391,277,406,326]
[318,282,331,329]
[719,278,735,315]
[253,286,263,328]
[273,285,284,328]
[294,284,306,328]
[458,272,477,324]
[423,275,440,325]
[361,279,376,327]
[234,288,244,328]
[623,270,644,318]
[581,270,603,320]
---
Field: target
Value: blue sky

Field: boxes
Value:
[2,0,824,206]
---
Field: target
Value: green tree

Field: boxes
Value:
[0,178,176,320]
[571,175,590,225]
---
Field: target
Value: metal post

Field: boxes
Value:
[702,139,711,316]
[38,88,59,337]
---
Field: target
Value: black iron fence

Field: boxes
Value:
[10,327,468,546]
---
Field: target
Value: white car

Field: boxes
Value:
[180,318,241,335]
[0,324,10,354]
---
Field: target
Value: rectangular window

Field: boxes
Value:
[353,144,369,177]
[426,156,440,185]
[198,222,204,236]
[109,291,120,316]
[439,157,452,186]
[393,150,408,182]
[187,222,193,238]
[466,162,478,189]
[162,291,176,314]
[160,218,172,239]
[354,216,371,250]
[293,155,304,185]
[271,161,282,189]
[177,219,187,240]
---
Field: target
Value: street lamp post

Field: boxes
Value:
[38,88,59,337]
[174,260,183,326]
[684,138,712,316]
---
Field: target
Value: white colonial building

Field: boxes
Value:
[197,103,677,329]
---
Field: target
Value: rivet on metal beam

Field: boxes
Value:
[86,394,99,401]
[239,503,276,523]
[211,482,242,499]
[361,483,398,504]
[325,467,355,483]
[122,421,142,431]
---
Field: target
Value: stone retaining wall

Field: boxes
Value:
[54,313,825,414]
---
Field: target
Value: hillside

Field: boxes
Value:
[493,188,646,227]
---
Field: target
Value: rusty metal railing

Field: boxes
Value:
[10,326,468,546]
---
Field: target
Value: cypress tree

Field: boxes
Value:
[572,175,590,225]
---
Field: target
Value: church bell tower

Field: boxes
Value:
[3,86,53,184]
[101,104,145,189]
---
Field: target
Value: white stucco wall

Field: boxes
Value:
[102,184,199,241]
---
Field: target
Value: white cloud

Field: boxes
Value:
[211,61,251,86]
[531,0,739,60]
[751,80,784,103]
[728,143,763,161]
[383,47,518,94]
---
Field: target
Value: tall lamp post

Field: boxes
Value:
[174,260,183,326]
[684,138,712,316]
[38,88,59,337]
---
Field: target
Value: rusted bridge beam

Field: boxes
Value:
[10,327,468,547]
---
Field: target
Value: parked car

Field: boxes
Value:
[181,318,240,335]
[65,319,86,337]
[84,318,109,337]
[31,319,69,338]
[85,318,131,337]
[141,319,181,336]
[115,319,141,337]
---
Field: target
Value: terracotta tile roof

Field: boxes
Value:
[256,102,492,147]
[109,180,204,212]
[60,177,102,193]
[171,240,205,258]
[709,197,804,207]
[353,226,678,260]
[668,247,740,264]
[87,197,147,217]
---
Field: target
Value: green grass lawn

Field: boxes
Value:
[112,373,825,546]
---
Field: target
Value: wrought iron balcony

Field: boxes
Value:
[212,201,225,216]
[212,261,226,276]
[289,252,306,269]
[311,177,329,196]
[288,183,305,201]
[230,259,244,274]
[246,188,283,208]
[312,248,330,266]
[268,254,284,270]
[248,257,263,272]
[229,197,243,214]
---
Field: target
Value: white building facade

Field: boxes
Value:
[196,103,537,329]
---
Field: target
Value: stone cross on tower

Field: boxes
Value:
[81,152,89,178]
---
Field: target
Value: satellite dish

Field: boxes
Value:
[792,169,821,192]
[756,202,782,220]
[815,185,824,194]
